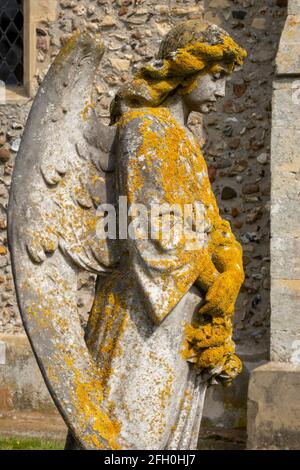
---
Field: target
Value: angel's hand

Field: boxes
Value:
[217,353,243,386]
[182,316,233,368]
[200,353,242,387]
[198,270,242,317]
[194,251,220,293]
[182,316,242,386]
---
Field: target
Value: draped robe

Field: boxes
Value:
[78,107,232,450]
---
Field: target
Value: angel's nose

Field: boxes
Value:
[215,78,227,98]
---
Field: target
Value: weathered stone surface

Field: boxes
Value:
[203,358,265,431]
[273,79,300,129]
[271,237,300,279]
[276,16,300,75]
[271,196,300,237]
[271,279,300,327]
[248,363,300,449]
[271,124,300,166]
[0,332,264,437]
[289,0,300,15]
[209,0,230,8]
[0,335,57,412]
[100,15,116,27]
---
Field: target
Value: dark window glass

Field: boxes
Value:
[0,0,23,86]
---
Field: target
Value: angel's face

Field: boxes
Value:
[183,70,228,114]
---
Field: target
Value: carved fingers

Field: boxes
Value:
[198,270,241,318]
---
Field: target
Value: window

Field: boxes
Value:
[0,0,24,87]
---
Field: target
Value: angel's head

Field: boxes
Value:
[110,20,247,123]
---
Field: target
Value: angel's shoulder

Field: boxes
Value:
[117,107,177,136]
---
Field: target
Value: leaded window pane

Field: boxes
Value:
[0,0,23,86]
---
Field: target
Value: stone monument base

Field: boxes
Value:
[247,362,300,450]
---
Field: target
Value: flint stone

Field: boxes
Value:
[256,153,268,164]
[0,149,10,162]
[251,18,267,30]
[221,186,237,200]
[242,183,259,195]
[232,11,247,20]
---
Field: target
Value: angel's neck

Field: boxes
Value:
[163,94,190,128]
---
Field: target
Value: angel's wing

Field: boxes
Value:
[8,31,121,449]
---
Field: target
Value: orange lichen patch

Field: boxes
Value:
[50,342,121,449]
[160,368,173,410]
[288,17,300,26]
[23,280,122,449]
[111,29,246,122]
[0,245,7,255]
[72,367,121,450]
[184,316,232,350]
[86,270,130,393]
[54,29,81,66]
[118,108,206,317]
[182,312,242,384]
[81,101,96,122]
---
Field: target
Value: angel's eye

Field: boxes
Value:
[212,73,221,81]
[213,69,228,81]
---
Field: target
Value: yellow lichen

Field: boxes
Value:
[81,101,96,122]
[111,26,247,122]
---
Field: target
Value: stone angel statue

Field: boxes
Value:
[8,20,246,450]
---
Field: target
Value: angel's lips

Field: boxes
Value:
[205,101,216,111]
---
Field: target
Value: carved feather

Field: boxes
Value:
[10,33,118,274]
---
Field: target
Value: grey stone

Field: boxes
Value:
[256,153,268,164]
[288,0,300,14]
[271,197,300,238]
[276,42,300,76]
[271,237,300,279]
[10,138,21,153]
[248,363,300,450]
[272,85,300,128]
[221,186,237,200]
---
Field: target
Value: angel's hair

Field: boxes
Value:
[110,20,247,124]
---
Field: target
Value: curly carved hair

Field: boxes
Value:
[110,20,247,124]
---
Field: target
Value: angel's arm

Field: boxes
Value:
[183,172,244,385]
[194,167,244,308]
